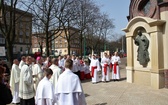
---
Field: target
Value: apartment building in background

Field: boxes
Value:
[54,27,81,56]
[32,27,81,56]
[0,33,5,57]
[31,33,48,55]
[0,5,33,55]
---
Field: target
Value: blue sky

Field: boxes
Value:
[93,0,130,35]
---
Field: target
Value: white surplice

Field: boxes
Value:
[10,64,21,103]
[83,64,90,74]
[111,56,121,79]
[32,63,44,91]
[55,69,86,105]
[90,59,101,83]
[101,57,111,82]
[49,64,62,89]
[58,58,65,69]
[72,59,79,73]
[35,77,56,105]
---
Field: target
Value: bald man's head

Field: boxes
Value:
[13,59,19,65]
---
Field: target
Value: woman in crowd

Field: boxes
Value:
[0,66,12,105]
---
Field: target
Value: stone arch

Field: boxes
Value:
[133,26,147,37]
[123,16,164,37]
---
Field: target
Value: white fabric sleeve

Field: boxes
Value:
[14,66,20,83]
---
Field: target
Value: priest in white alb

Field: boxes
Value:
[111,52,121,81]
[90,54,101,84]
[32,56,44,91]
[101,52,111,82]
[55,59,86,105]
[49,58,62,89]
[10,59,21,104]
[19,56,35,105]
[35,68,56,105]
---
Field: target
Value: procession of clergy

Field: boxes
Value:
[9,51,121,105]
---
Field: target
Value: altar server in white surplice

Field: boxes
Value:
[55,59,86,105]
[35,68,56,105]
[10,59,21,104]
[90,54,101,84]
[101,53,111,82]
[32,56,44,91]
[111,52,121,81]
[49,58,62,89]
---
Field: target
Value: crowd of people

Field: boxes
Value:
[0,51,121,105]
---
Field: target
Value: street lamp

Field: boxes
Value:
[104,43,106,51]
[83,35,86,58]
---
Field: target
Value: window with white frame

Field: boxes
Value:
[26,39,29,43]
[20,23,23,28]
[25,18,29,22]
[26,24,29,30]
[34,44,38,47]
[0,38,5,44]
[19,31,23,36]
[26,31,29,36]
[19,38,23,43]
[13,46,16,52]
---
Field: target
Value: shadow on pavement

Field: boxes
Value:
[95,103,107,105]
[120,77,126,81]
[81,79,91,83]
[85,93,90,97]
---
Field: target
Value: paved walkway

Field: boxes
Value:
[82,57,168,105]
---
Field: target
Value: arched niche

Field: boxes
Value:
[123,16,166,89]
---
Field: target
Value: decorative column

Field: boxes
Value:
[150,30,165,89]
[125,34,134,83]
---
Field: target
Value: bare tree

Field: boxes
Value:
[70,0,102,56]
[56,0,81,55]
[99,13,114,51]
[31,0,65,56]
[0,0,34,65]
